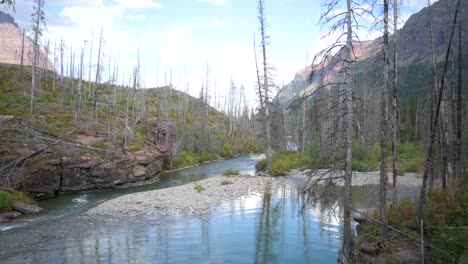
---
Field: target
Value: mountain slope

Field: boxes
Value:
[278,0,468,106]
[0,11,53,70]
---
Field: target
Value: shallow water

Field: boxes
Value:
[0,154,417,263]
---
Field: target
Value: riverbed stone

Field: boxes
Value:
[12,201,44,214]
[0,211,21,220]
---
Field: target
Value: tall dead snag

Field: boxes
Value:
[93,27,104,132]
[20,28,25,96]
[30,0,45,116]
[75,40,86,123]
[391,0,399,200]
[418,0,461,226]
[342,0,354,257]
[380,0,390,243]
[257,0,273,173]
[454,22,462,191]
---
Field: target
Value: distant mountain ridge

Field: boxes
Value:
[278,0,468,107]
[0,11,53,70]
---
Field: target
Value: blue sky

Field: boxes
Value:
[4,0,427,106]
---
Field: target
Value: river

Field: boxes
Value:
[0,154,399,263]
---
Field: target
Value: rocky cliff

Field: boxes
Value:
[0,117,167,199]
[0,11,53,70]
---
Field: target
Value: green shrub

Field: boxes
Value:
[91,140,109,150]
[220,143,234,158]
[255,159,267,172]
[220,180,233,185]
[129,145,142,153]
[0,191,12,213]
[194,183,205,193]
[387,197,417,229]
[223,168,240,176]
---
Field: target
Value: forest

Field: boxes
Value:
[0,0,466,263]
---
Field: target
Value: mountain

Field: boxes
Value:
[278,0,468,106]
[0,11,53,70]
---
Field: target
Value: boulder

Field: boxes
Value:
[136,155,152,165]
[12,201,44,214]
[354,216,371,225]
[359,242,380,255]
[0,211,21,220]
[155,144,168,153]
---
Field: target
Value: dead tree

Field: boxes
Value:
[30,0,45,116]
[257,0,273,173]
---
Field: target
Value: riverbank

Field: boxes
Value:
[87,175,285,216]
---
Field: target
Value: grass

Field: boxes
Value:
[223,168,240,176]
[220,179,233,185]
[194,183,205,193]
[357,174,468,263]
[0,182,35,213]
[256,151,309,176]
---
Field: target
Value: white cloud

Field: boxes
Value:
[113,0,163,9]
[196,0,228,6]
[47,0,104,7]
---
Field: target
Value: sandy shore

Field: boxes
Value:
[288,169,422,187]
[87,175,285,216]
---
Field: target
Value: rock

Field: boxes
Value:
[80,156,89,161]
[133,165,147,178]
[19,166,61,199]
[391,250,422,263]
[354,216,371,225]
[155,144,168,153]
[0,211,21,220]
[12,201,44,214]
[359,242,379,255]
[136,155,151,165]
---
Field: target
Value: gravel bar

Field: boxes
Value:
[87,175,285,216]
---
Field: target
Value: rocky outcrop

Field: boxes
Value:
[17,150,164,199]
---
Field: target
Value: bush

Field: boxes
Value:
[220,143,234,158]
[129,145,142,153]
[0,191,12,213]
[255,159,267,172]
[223,168,240,176]
[194,183,205,193]
[220,180,233,185]
[271,151,309,176]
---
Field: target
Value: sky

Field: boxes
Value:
[3,0,429,107]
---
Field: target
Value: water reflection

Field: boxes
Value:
[1,181,344,264]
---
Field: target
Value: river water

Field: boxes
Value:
[0,154,399,263]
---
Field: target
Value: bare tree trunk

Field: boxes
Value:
[391,0,399,200]
[75,41,85,122]
[454,22,463,190]
[258,0,273,173]
[20,28,26,96]
[88,32,93,100]
[94,28,104,132]
[342,0,354,256]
